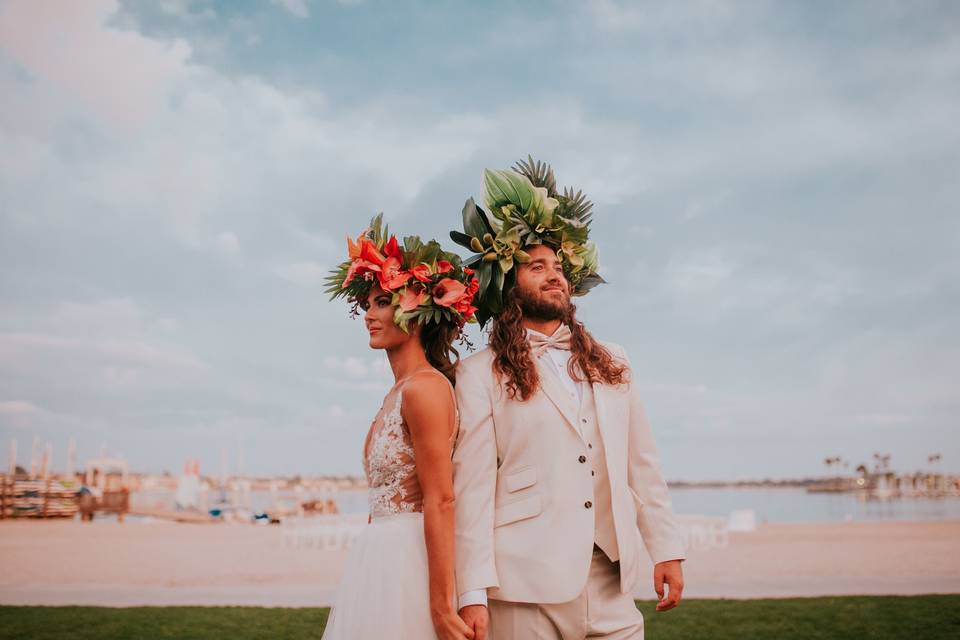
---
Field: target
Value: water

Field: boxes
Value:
[133,486,960,523]
[668,487,960,523]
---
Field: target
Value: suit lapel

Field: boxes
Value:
[535,357,585,442]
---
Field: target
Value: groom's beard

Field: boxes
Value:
[513,281,571,321]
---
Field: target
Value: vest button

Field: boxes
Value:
[591,470,596,476]
[581,418,587,423]
[588,443,593,449]
[585,501,593,509]
[578,455,587,463]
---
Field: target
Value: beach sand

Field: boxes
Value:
[1,519,958,606]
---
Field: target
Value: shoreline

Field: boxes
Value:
[1,520,958,607]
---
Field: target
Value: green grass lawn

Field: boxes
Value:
[1,596,957,639]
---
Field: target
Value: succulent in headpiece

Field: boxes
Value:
[325,214,480,333]
[449,156,605,327]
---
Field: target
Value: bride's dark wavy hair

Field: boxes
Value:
[418,320,463,385]
[489,287,628,401]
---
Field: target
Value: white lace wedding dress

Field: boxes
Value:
[323,370,458,639]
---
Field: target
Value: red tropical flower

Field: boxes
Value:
[437,260,454,274]
[410,263,432,282]
[342,259,375,288]
[378,256,410,291]
[358,239,386,267]
[466,277,479,296]
[382,235,403,261]
[398,283,428,311]
[453,297,477,318]
[433,278,467,307]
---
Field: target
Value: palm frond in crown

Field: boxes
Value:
[512,155,557,195]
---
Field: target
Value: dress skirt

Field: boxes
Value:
[323,512,439,639]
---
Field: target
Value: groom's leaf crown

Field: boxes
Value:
[325,213,480,333]
[449,156,605,327]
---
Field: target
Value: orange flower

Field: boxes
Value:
[398,283,428,311]
[346,234,362,260]
[433,278,467,307]
[358,239,386,267]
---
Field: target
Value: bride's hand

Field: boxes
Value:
[432,608,475,640]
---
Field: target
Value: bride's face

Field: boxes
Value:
[362,284,413,350]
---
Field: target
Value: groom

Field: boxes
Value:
[452,244,686,639]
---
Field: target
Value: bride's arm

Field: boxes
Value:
[403,375,471,637]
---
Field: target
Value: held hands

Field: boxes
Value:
[654,559,684,611]
[458,604,489,640]
[433,606,476,640]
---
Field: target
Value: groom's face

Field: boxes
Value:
[513,244,571,320]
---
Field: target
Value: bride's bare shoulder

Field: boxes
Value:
[400,371,455,432]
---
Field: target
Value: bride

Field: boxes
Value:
[322,215,480,640]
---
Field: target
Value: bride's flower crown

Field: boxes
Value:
[325,214,480,333]
[449,156,605,327]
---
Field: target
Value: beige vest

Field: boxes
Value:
[578,385,619,561]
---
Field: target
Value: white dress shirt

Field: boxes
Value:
[459,326,583,610]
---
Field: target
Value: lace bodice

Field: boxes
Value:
[363,372,458,520]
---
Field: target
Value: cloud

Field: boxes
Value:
[0,332,206,370]
[158,0,216,22]
[270,0,310,19]
[852,413,917,427]
[1,0,957,477]
[0,400,39,415]
[321,355,389,380]
[273,261,327,287]
[0,0,194,128]
[216,231,240,254]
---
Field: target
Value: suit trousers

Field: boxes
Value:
[488,547,644,640]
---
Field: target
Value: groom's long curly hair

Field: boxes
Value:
[489,288,629,401]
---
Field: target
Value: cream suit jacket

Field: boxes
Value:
[453,342,686,604]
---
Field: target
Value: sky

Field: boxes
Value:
[0,0,958,481]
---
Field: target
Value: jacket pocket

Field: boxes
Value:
[504,466,537,493]
[494,495,542,528]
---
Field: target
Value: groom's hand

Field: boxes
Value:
[459,605,488,640]
[654,559,684,611]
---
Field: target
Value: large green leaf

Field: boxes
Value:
[475,204,497,235]
[449,230,475,250]
[462,198,488,240]
[462,254,483,268]
[483,169,535,212]
[573,272,606,296]
[484,265,505,314]
[421,240,441,266]
[476,308,492,328]
[477,261,493,301]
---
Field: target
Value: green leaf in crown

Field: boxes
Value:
[449,156,606,327]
